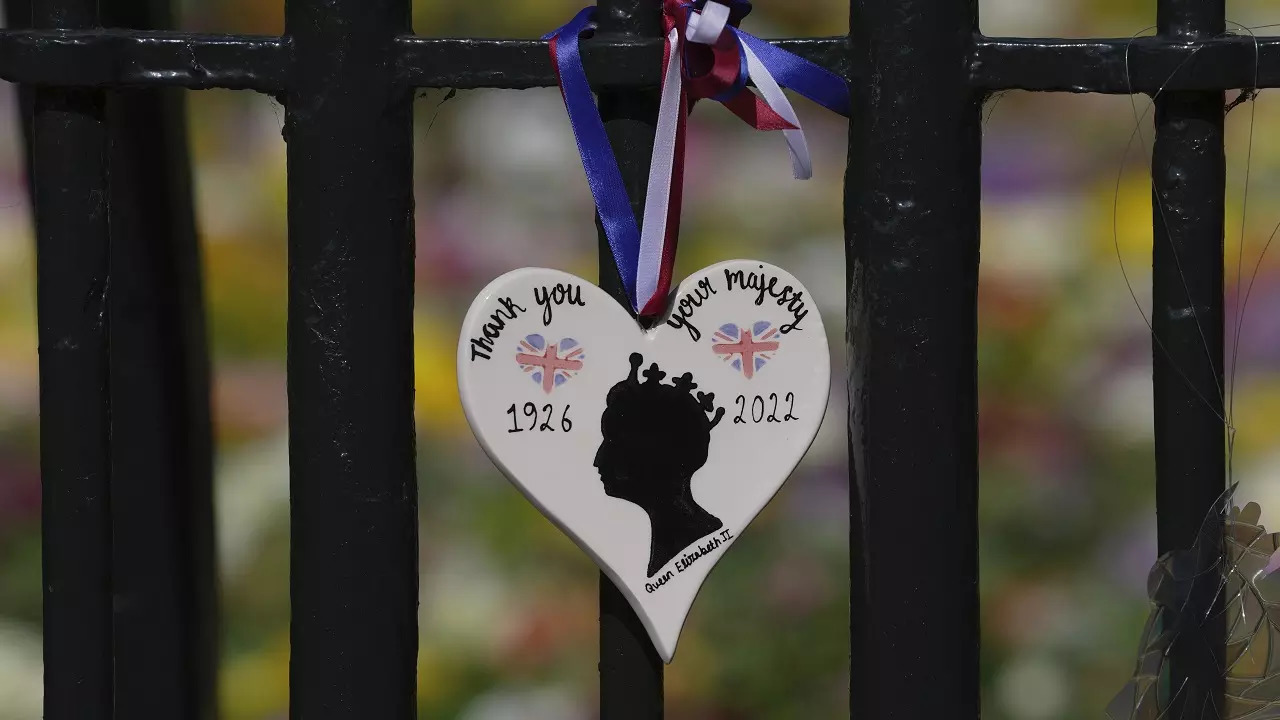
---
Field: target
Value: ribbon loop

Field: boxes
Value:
[686,1,731,44]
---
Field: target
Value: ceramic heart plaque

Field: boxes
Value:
[457,259,829,661]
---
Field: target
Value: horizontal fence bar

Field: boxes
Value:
[3,29,1279,94]
[973,35,1280,93]
[394,35,848,88]
[0,29,289,91]
[0,29,846,91]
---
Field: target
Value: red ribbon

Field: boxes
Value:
[665,0,796,132]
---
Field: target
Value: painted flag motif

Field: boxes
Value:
[516,335,585,394]
[712,321,780,379]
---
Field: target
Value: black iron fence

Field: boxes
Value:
[0,0,1264,717]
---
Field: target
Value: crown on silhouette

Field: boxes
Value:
[610,352,725,430]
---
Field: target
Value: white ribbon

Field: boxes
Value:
[739,37,811,179]
[635,24,688,312]
[686,1,731,44]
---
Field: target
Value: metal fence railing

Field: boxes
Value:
[1,0,1268,717]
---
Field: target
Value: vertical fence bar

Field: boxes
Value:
[592,1,666,718]
[1152,0,1226,716]
[846,0,982,718]
[102,0,217,716]
[30,0,114,717]
[284,0,419,717]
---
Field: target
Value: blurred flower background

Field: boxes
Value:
[2,0,1280,718]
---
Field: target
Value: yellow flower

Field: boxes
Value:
[220,635,290,720]
[1091,172,1152,269]
[415,310,467,438]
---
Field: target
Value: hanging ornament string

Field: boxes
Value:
[546,1,849,317]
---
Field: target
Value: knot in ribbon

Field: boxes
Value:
[672,0,750,105]
[669,1,804,157]
[547,2,849,317]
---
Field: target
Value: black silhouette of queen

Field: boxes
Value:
[594,352,726,577]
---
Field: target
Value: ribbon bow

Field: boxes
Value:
[547,1,849,317]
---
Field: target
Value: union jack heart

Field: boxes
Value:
[712,321,779,379]
[515,335,585,394]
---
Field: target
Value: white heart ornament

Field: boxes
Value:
[456,260,829,662]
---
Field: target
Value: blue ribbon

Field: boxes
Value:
[734,30,850,117]
[545,8,643,310]
[697,0,849,116]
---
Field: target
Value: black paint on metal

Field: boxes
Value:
[0,30,848,93]
[102,0,218,715]
[593,1,666,718]
[0,29,291,92]
[284,0,419,718]
[973,35,1280,94]
[1152,0,1226,716]
[846,0,982,718]
[4,25,1279,96]
[31,0,114,716]
[394,35,848,89]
